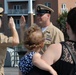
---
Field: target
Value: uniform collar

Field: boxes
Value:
[41,22,53,32]
[41,26,48,32]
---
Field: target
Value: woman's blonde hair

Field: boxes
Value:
[24,24,44,50]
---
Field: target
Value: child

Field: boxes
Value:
[19,24,57,75]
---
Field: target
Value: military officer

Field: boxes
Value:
[19,4,64,52]
[36,4,64,50]
[0,7,19,75]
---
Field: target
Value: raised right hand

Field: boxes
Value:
[8,17,16,29]
[20,15,26,28]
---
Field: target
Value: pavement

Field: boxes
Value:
[4,67,19,75]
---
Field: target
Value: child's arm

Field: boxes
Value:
[32,53,58,75]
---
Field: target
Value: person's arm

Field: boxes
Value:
[32,53,58,75]
[8,17,19,46]
[0,17,19,47]
[20,15,26,43]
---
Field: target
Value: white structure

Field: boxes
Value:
[6,47,19,67]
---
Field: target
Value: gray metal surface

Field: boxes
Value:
[4,67,18,75]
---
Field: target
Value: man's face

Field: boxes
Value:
[36,13,49,27]
[0,18,2,28]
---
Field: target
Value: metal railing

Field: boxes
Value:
[8,9,35,15]
[5,46,27,67]
[5,47,19,67]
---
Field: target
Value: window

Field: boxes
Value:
[14,19,20,29]
[62,3,66,9]
[45,2,51,8]
[13,5,22,10]
[13,5,22,14]
[61,3,68,13]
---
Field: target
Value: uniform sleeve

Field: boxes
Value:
[0,33,13,47]
[53,31,64,43]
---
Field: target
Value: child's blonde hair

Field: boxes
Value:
[24,24,44,50]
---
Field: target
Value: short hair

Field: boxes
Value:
[24,24,44,50]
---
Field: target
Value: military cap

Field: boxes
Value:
[36,4,54,15]
[0,7,3,16]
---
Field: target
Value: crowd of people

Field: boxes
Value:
[0,3,76,75]
[23,6,76,75]
[20,4,64,52]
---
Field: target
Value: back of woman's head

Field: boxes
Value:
[24,24,44,50]
[67,7,76,35]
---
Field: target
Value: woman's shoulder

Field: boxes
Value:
[48,43,62,52]
[42,43,62,64]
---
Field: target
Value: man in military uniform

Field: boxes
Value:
[19,4,64,52]
[36,4,64,50]
[0,7,19,75]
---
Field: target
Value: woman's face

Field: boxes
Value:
[0,18,2,28]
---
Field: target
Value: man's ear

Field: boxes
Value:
[47,14,51,17]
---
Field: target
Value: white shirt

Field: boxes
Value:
[41,26,48,32]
